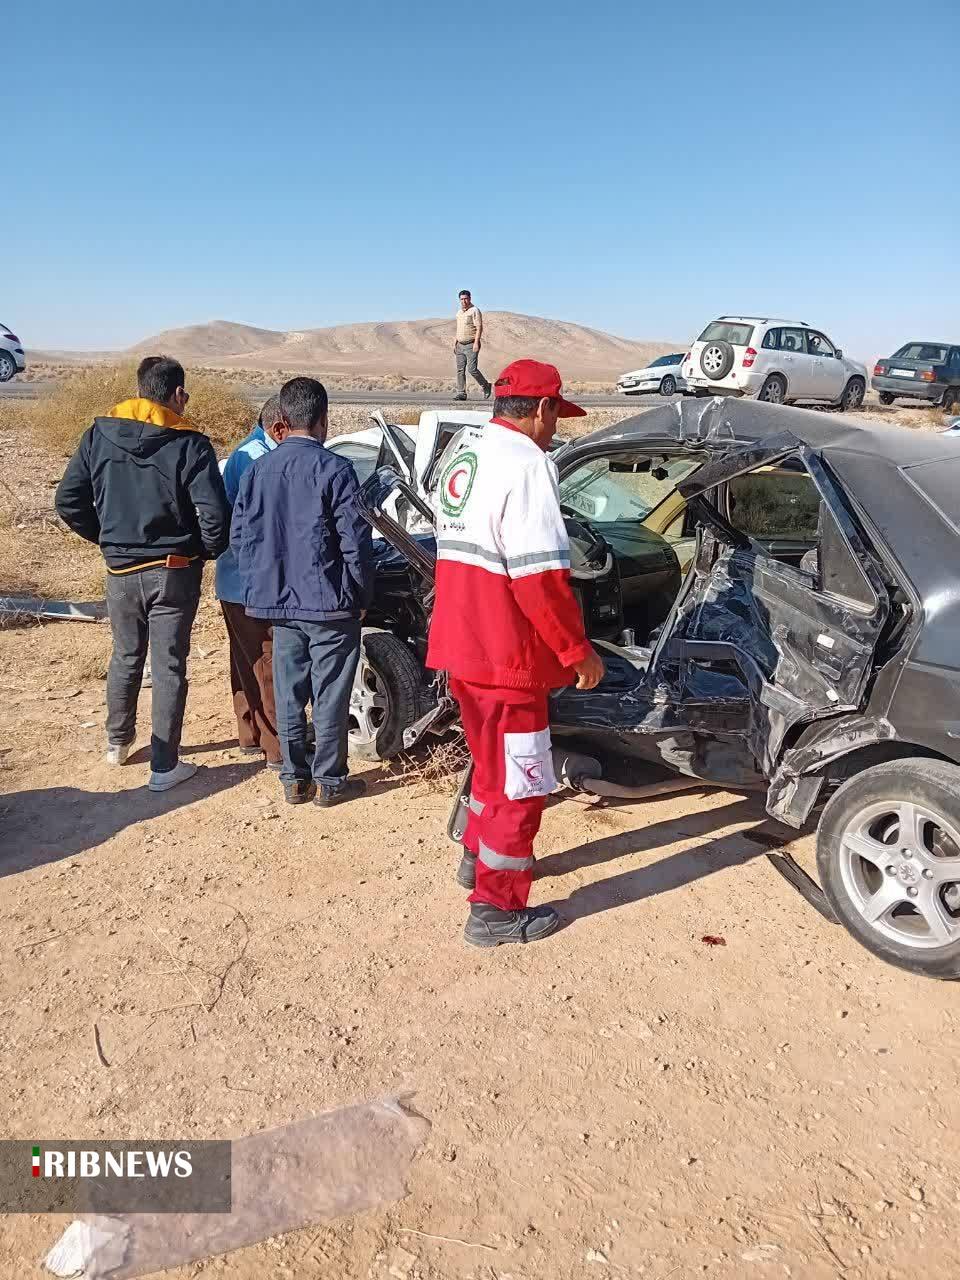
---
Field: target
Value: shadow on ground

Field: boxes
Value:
[540,796,772,922]
[0,763,261,878]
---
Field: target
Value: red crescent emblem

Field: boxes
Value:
[447,467,468,499]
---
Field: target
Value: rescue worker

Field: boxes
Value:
[427,359,605,947]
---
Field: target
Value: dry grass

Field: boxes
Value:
[9,362,252,455]
[63,627,112,681]
[390,737,470,796]
[0,511,105,602]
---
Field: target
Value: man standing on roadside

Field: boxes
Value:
[427,359,605,947]
[216,395,283,770]
[453,289,492,401]
[55,356,230,791]
[231,377,373,807]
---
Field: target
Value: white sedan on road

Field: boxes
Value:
[616,353,687,397]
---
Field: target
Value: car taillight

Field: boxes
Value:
[874,363,885,375]
[741,347,757,368]
[921,370,936,382]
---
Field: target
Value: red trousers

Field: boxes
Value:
[451,678,557,912]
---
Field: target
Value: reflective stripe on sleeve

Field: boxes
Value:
[478,839,534,873]
[468,796,485,816]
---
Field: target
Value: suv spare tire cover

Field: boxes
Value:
[700,340,735,380]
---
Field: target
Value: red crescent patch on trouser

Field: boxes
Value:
[451,677,551,912]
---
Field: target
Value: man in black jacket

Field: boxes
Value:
[56,356,230,791]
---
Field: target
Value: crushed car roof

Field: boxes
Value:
[578,396,960,600]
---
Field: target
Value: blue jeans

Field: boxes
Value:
[272,619,361,786]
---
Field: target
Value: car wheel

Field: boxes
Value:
[942,387,960,412]
[348,630,428,761]
[700,341,734,381]
[817,758,960,978]
[879,392,896,406]
[757,374,787,404]
[0,352,16,383]
[659,375,677,397]
[840,377,865,411]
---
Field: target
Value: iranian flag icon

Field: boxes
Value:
[32,1147,40,1177]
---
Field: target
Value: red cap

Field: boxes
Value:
[492,359,586,418]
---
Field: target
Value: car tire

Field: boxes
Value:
[659,375,677,397]
[348,630,428,761]
[839,377,865,412]
[816,758,960,979]
[700,341,734,381]
[0,352,16,383]
[879,392,896,406]
[757,374,787,405]
[942,387,960,412]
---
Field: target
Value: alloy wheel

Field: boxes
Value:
[838,800,960,949]
[348,653,390,748]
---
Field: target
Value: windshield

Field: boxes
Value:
[698,321,755,346]
[559,455,700,524]
[893,342,948,362]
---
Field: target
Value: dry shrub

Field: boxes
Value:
[11,362,252,455]
[63,627,112,681]
[391,738,470,796]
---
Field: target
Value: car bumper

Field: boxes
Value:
[872,375,943,401]
[684,372,761,396]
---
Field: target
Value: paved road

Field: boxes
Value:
[0,379,647,410]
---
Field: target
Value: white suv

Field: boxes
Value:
[683,316,867,410]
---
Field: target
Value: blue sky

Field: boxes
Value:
[7,0,957,357]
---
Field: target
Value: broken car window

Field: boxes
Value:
[727,469,821,541]
[559,456,700,524]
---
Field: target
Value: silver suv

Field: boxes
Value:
[683,316,867,410]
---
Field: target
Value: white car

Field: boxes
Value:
[0,322,25,382]
[683,316,867,410]
[616,353,687,397]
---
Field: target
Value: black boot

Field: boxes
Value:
[314,777,367,808]
[456,849,477,890]
[464,903,560,948]
[284,779,317,805]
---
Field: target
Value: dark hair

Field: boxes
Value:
[458,289,471,298]
[137,355,185,404]
[494,395,549,420]
[279,377,328,431]
[258,394,281,431]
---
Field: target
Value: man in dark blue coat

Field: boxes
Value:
[231,377,373,806]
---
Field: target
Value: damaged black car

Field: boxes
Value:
[352,396,960,980]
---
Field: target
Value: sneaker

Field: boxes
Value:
[266,759,283,773]
[239,746,263,758]
[148,760,198,792]
[314,777,367,808]
[483,384,492,399]
[453,394,467,402]
[463,903,560,948]
[105,743,131,766]
[284,779,317,805]
[456,849,477,890]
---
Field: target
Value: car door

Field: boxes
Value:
[646,431,889,779]
[805,330,846,401]
[775,327,811,397]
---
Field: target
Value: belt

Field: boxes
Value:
[106,554,199,576]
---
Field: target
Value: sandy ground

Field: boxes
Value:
[3,401,960,1280]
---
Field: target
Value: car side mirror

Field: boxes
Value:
[835,348,843,359]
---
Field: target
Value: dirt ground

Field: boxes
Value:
[3,403,960,1280]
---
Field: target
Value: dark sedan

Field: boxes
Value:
[873,340,960,409]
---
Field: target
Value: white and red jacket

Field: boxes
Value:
[426,419,592,690]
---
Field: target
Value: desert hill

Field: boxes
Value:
[117,312,678,381]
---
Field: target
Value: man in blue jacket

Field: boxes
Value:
[216,395,282,769]
[231,377,373,806]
